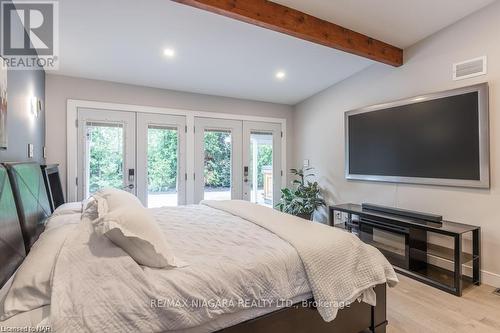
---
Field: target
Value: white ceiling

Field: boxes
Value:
[271,0,496,48]
[52,0,496,105]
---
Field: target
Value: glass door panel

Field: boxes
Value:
[248,132,274,207]
[203,130,232,200]
[137,114,186,207]
[194,118,242,203]
[86,122,124,196]
[243,122,282,207]
[147,126,179,207]
[77,109,136,200]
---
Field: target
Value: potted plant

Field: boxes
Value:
[276,167,326,220]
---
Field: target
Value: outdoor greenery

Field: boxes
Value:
[147,128,178,192]
[204,131,272,188]
[204,131,232,187]
[276,167,326,219]
[88,125,124,194]
[251,143,272,187]
[89,128,273,194]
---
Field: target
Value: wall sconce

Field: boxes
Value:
[30,96,42,118]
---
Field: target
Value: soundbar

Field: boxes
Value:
[361,203,443,223]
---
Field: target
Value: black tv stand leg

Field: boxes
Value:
[473,228,481,286]
[454,234,463,296]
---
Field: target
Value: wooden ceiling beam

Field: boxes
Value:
[173,0,403,67]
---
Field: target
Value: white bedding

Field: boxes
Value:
[0,305,50,328]
[51,204,311,332]
[202,201,398,321]
[5,200,397,332]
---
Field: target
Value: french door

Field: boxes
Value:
[194,118,243,203]
[137,113,187,207]
[77,109,136,200]
[76,109,283,208]
[194,118,282,207]
[242,121,282,207]
[77,109,186,207]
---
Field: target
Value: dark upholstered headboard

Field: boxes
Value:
[0,165,26,288]
[4,162,50,252]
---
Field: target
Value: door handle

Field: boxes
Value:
[123,184,135,190]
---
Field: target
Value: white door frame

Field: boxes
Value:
[76,108,136,200]
[67,99,287,204]
[137,113,187,206]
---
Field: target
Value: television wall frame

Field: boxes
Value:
[344,83,490,189]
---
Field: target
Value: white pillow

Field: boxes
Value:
[93,206,183,268]
[0,224,76,321]
[44,213,81,231]
[93,188,143,217]
[51,202,83,216]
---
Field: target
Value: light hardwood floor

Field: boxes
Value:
[387,274,500,333]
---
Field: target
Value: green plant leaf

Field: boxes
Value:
[277,166,325,218]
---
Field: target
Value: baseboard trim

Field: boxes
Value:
[427,255,500,288]
[482,270,500,288]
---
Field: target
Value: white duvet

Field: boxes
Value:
[50,201,397,332]
[51,204,310,332]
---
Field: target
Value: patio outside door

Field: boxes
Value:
[194,117,282,206]
[75,109,283,208]
[77,110,186,207]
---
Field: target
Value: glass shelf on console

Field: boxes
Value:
[407,230,478,290]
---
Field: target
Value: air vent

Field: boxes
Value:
[453,56,487,81]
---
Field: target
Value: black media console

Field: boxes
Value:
[329,203,480,296]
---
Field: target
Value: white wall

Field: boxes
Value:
[45,74,293,196]
[293,2,500,286]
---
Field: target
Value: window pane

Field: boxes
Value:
[87,123,124,196]
[147,126,178,208]
[204,130,231,200]
[249,132,273,207]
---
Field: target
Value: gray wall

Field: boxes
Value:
[293,1,500,286]
[0,68,46,163]
[45,74,293,195]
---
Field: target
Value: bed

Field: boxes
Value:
[0,162,397,333]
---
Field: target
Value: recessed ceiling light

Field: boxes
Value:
[163,48,176,58]
[275,71,286,80]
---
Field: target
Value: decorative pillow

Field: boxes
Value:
[93,206,183,268]
[0,224,76,321]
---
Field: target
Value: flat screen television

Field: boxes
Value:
[345,83,489,188]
